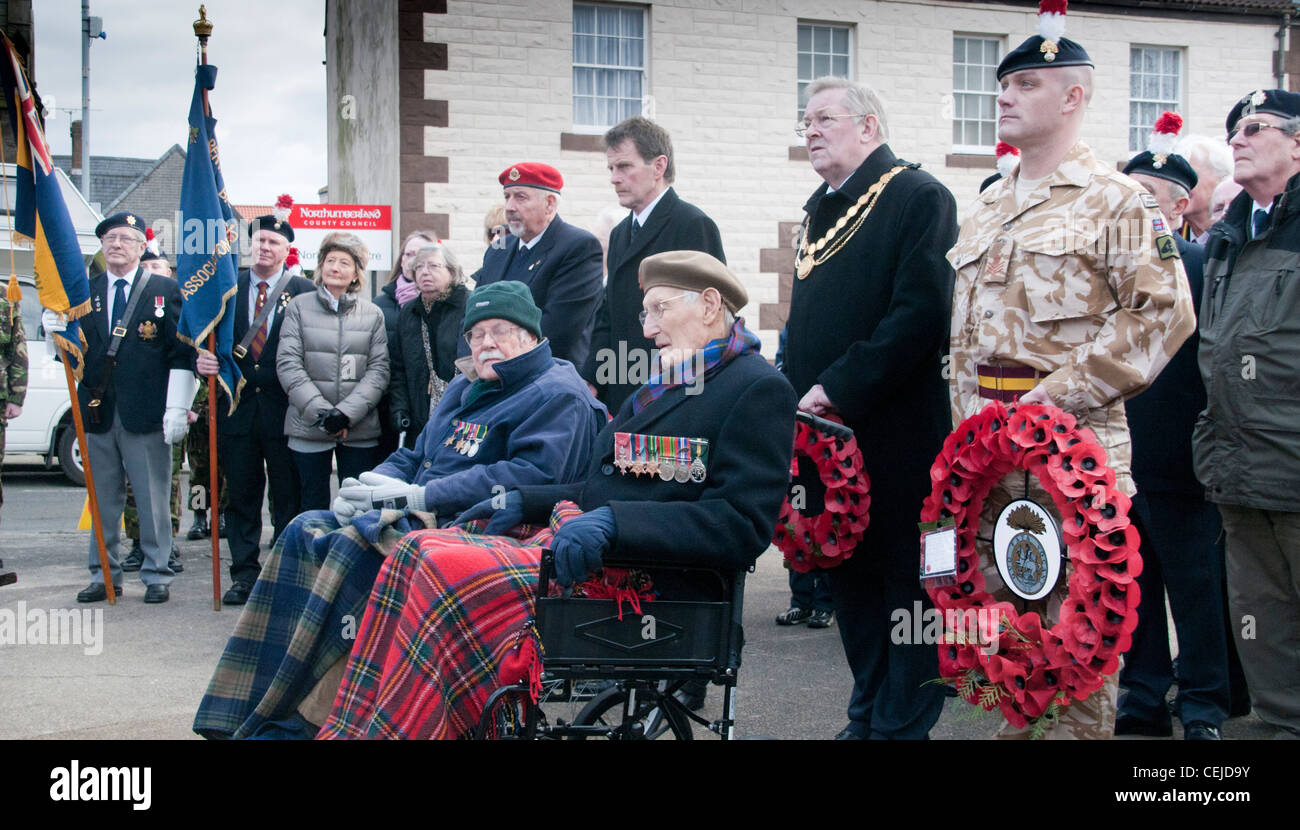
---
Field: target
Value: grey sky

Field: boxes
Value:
[32,0,326,206]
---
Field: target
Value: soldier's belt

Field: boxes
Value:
[977,364,1044,403]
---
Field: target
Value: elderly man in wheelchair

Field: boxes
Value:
[316,251,798,740]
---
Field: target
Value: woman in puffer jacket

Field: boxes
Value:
[277,232,390,510]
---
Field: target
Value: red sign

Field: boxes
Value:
[289,204,391,231]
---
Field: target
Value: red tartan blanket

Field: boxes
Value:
[318,504,576,739]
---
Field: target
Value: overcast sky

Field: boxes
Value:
[32,0,327,206]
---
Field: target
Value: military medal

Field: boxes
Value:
[445,421,461,447]
[657,436,676,481]
[631,434,646,476]
[644,435,660,477]
[688,438,708,483]
[138,321,158,341]
[674,442,691,484]
[467,423,484,458]
[614,432,633,474]
[154,297,165,318]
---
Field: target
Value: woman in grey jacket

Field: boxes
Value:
[277,232,390,510]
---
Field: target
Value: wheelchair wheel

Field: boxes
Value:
[475,687,537,739]
[570,686,694,740]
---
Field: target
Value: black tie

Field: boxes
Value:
[1253,208,1270,239]
[630,220,640,240]
[112,278,128,330]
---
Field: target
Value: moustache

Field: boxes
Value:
[479,349,506,361]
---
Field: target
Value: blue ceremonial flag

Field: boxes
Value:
[177,62,240,410]
[0,31,91,376]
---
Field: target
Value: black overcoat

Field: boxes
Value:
[389,284,468,438]
[580,187,726,412]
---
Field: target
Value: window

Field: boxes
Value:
[952,35,1001,152]
[573,3,646,130]
[797,23,852,121]
[1130,46,1181,152]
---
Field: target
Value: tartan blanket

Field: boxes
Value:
[193,507,436,739]
[317,503,584,740]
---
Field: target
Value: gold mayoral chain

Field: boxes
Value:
[796,164,911,280]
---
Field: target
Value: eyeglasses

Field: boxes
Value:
[416,261,448,272]
[1228,121,1294,142]
[638,293,689,325]
[794,112,866,138]
[464,322,523,347]
[101,233,143,246]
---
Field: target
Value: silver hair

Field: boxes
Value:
[803,77,889,143]
[680,289,736,327]
[412,242,466,288]
[1175,134,1233,180]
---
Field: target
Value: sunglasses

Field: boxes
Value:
[1228,121,1294,142]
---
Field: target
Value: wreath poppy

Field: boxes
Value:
[920,401,1141,732]
[772,415,870,572]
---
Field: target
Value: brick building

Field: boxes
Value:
[326,0,1296,355]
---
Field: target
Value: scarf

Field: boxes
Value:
[632,318,762,414]
[394,273,418,306]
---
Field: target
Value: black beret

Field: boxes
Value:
[997,35,1092,81]
[1226,89,1300,133]
[248,214,295,242]
[95,212,146,238]
[1123,151,1198,194]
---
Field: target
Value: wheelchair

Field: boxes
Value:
[473,550,747,740]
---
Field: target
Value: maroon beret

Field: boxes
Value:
[498,162,564,193]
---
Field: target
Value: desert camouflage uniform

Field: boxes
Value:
[947,141,1196,739]
[0,297,29,511]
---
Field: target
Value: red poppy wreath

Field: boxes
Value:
[919,400,1142,732]
[772,414,870,573]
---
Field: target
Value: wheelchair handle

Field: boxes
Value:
[795,410,855,442]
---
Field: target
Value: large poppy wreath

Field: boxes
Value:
[919,401,1142,732]
[772,415,871,572]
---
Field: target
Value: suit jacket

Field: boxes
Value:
[218,268,316,438]
[519,353,797,596]
[581,188,726,412]
[78,267,192,434]
[474,215,603,369]
[783,145,958,530]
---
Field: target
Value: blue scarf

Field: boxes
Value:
[632,318,762,414]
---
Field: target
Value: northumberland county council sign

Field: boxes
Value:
[288,204,393,271]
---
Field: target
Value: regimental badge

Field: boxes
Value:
[279,291,291,309]
[93,295,102,313]
[126,215,137,227]
[1250,89,1267,107]
[508,167,521,182]
[992,500,1062,601]
[1156,233,1180,260]
[1040,39,1058,62]
[138,320,158,341]
[1152,153,1167,169]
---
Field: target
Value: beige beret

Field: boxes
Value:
[637,250,748,313]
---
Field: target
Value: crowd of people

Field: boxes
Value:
[17,2,1298,741]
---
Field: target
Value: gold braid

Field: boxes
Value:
[796,164,911,280]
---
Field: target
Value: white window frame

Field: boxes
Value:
[572,2,648,133]
[1129,45,1183,153]
[952,34,1003,154]
[797,21,853,122]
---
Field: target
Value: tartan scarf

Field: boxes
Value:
[632,318,761,414]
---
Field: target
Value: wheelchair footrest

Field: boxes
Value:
[537,595,731,669]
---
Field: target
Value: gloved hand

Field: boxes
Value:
[336,470,428,512]
[163,407,190,445]
[42,309,67,335]
[552,507,616,587]
[391,410,411,432]
[331,477,368,524]
[322,408,350,434]
[456,490,523,535]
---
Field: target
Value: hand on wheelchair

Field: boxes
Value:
[552,507,616,587]
[457,490,524,535]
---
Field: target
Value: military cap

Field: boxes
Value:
[1226,88,1300,133]
[249,193,296,242]
[95,212,146,239]
[498,162,564,193]
[462,280,543,339]
[638,250,748,313]
[1124,112,1198,194]
[997,1,1093,81]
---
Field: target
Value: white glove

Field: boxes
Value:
[42,309,67,334]
[331,477,369,525]
[163,407,190,445]
[336,470,428,513]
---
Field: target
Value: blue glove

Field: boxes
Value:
[456,490,523,535]
[552,507,616,587]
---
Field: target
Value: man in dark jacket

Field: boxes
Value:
[784,77,957,740]
[474,162,603,370]
[1194,89,1300,738]
[1118,138,1230,741]
[196,214,314,605]
[582,117,726,413]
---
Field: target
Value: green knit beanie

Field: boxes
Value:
[462,280,543,339]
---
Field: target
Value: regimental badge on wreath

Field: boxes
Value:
[991,500,1063,601]
[614,432,709,482]
[444,419,486,457]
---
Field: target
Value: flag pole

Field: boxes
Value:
[194,6,222,611]
[0,81,113,603]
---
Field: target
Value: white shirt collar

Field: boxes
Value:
[632,187,669,227]
[518,223,550,251]
[825,171,855,195]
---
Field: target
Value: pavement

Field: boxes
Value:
[0,457,1277,740]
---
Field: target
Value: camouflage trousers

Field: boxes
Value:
[0,418,6,510]
[977,463,1132,740]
